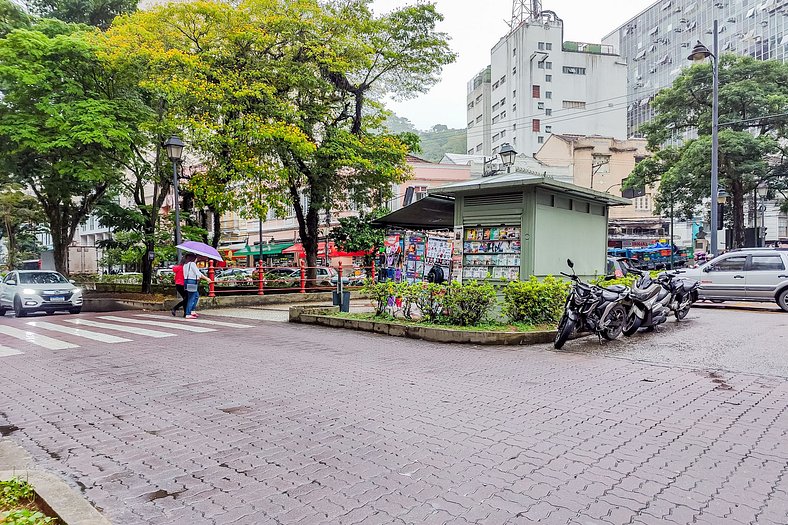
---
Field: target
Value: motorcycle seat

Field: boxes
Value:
[631,287,659,301]
[681,281,697,292]
[607,285,628,293]
[602,290,621,302]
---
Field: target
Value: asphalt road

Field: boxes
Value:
[551,304,788,378]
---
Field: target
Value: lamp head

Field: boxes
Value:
[163,135,185,162]
[757,182,769,198]
[688,41,712,62]
[498,142,517,167]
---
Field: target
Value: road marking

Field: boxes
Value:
[134,314,253,329]
[0,345,23,357]
[0,325,78,350]
[97,316,216,333]
[63,319,176,338]
[27,321,131,344]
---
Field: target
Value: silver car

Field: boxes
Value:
[677,248,788,311]
[0,270,84,317]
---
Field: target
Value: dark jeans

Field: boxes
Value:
[173,284,188,316]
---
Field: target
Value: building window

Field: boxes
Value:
[533,85,540,98]
[513,123,517,131]
[492,102,499,111]
[538,61,545,69]
[492,115,499,124]
[546,91,552,99]
[493,81,499,90]
[476,115,482,123]
[501,129,506,138]
[512,103,516,112]
[533,119,541,132]
[513,136,517,144]
[513,89,516,97]
[545,108,552,116]
[476,95,482,104]
[468,149,474,154]
[562,100,586,109]
[538,102,545,109]
[492,146,498,154]
[493,132,500,141]
[538,42,545,50]
[467,121,474,128]
[563,66,587,75]
[537,136,544,144]
[500,110,506,119]
[500,97,506,105]
[513,47,517,56]
[467,101,474,110]
[546,62,552,70]
[512,66,517,75]
[546,74,552,82]
[475,144,483,152]
[545,125,552,133]
[546,42,552,50]
[500,76,506,84]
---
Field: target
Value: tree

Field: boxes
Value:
[0,186,44,269]
[0,0,30,36]
[0,20,146,274]
[108,0,455,284]
[329,209,387,266]
[24,0,134,29]
[625,55,788,248]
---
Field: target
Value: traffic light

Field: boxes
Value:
[717,203,725,231]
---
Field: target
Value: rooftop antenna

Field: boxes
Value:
[510,0,542,30]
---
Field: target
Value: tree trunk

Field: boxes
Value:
[51,233,69,275]
[303,206,320,288]
[211,211,221,248]
[140,218,155,293]
[731,181,746,249]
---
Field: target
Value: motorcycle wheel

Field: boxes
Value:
[554,314,575,350]
[622,309,642,336]
[602,304,626,340]
[675,300,691,320]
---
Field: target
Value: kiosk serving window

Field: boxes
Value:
[462,226,521,280]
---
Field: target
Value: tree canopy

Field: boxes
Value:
[625,55,788,248]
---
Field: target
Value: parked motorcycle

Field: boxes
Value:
[623,269,700,336]
[554,259,629,350]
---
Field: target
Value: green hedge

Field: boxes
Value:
[362,276,569,327]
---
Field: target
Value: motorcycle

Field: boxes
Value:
[554,259,629,350]
[623,269,700,336]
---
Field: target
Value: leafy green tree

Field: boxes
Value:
[329,209,387,266]
[24,0,134,29]
[625,55,788,248]
[0,186,44,269]
[108,0,455,284]
[0,0,30,36]
[0,20,146,274]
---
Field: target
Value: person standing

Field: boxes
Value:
[171,260,187,317]
[183,254,210,319]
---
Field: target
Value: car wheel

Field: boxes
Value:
[45,311,55,316]
[13,296,28,318]
[69,307,82,315]
[710,299,725,304]
[777,289,788,313]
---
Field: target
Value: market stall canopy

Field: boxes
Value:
[282,241,368,257]
[429,171,631,206]
[233,242,294,257]
[371,195,455,230]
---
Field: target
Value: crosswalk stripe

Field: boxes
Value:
[27,321,131,344]
[63,319,175,338]
[0,325,78,350]
[97,316,216,333]
[135,314,253,329]
[0,345,23,357]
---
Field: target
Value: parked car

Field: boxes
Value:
[0,270,84,317]
[676,248,788,311]
[215,268,256,287]
[264,266,337,288]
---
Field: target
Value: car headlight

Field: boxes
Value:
[22,288,36,295]
[72,288,82,295]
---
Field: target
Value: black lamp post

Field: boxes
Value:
[498,143,517,173]
[164,135,185,257]
[757,182,769,247]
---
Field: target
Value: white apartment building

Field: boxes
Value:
[467,7,628,159]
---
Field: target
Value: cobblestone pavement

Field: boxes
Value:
[0,311,786,524]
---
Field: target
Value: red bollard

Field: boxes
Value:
[370,260,376,282]
[208,261,215,297]
[300,265,306,293]
[257,260,264,295]
[338,261,343,289]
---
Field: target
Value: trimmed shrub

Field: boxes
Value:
[502,275,570,326]
[361,280,395,316]
[409,282,448,322]
[442,280,496,326]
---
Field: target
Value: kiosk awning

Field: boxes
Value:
[371,196,455,230]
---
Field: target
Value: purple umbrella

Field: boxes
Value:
[176,241,223,261]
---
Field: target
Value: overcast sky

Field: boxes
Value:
[372,0,656,130]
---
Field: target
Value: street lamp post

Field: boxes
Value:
[482,143,518,176]
[757,182,769,247]
[164,135,185,258]
[688,20,719,256]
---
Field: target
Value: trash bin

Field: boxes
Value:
[332,291,351,313]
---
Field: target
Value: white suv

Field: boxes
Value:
[677,248,788,311]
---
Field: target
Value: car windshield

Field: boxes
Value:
[19,272,68,284]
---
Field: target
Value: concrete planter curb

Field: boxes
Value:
[0,439,110,525]
[289,306,557,345]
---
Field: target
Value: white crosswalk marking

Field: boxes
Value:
[97,316,216,333]
[0,325,78,350]
[0,345,23,357]
[135,314,253,329]
[64,319,176,338]
[27,321,131,344]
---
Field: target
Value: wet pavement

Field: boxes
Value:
[0,308,786,524]
[554,305,788,378]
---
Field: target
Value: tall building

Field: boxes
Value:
[466,2,628,159]
[603,0,788,138]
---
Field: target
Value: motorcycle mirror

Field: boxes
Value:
[567,259,574,269]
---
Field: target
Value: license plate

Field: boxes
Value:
[49,296,65,302]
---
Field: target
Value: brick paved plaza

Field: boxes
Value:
[0,311,787,524]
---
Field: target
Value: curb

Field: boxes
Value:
[289,306,557,345]
[0,439,110,525]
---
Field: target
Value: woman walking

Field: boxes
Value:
[182,254,210,319]
[171,260,188,317]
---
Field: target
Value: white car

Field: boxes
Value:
[0,270,84,317]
